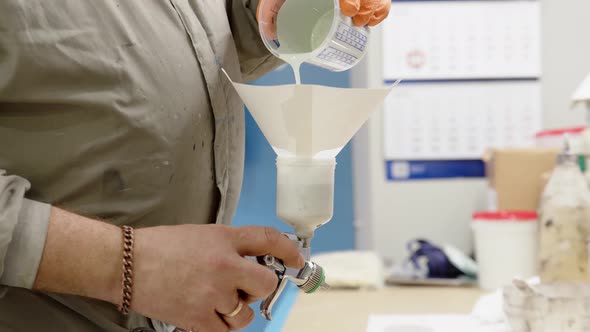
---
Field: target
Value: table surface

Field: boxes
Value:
[282,286,485,332]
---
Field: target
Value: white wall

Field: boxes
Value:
[352,0,590,263]
[541,0,590,126]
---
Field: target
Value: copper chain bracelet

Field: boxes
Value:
[118,225,135,315]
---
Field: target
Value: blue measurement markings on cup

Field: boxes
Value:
[335,23,368,52]
[316,46,358,67]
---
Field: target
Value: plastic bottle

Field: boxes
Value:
[538,143,590,283]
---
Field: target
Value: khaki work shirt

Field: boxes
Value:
[0,1,279,331]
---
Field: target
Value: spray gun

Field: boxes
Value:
[169,233,328,332]
[256,233,329,320]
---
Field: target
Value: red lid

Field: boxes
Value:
[535,126,586,138]
[473,211,538,222]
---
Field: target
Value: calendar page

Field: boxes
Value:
[383,81,542,160]
[383,1,541,80]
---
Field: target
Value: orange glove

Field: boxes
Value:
[340,0,391,27]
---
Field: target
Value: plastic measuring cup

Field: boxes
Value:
[258,0,370,71]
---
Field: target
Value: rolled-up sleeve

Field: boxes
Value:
[0,170,51,290]
[227,0,283,81]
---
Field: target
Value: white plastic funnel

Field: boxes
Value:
[226,75,393,159]
[224,70,393,244]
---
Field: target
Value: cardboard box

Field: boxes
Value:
[484,148,559,211]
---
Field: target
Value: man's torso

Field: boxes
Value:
[0,1,247,330]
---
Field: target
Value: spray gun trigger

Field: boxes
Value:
[260,273,289,320]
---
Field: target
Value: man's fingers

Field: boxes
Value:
[340,0,361,17]
[353,12,373,26]
[217,295,255,331]
[235,257,280,299]
[349,0,390,26]
[239,289,262,305]
[367,15,385,26]
[256,0,286,21]
[352,2,377,26]
[367,10,388,26]
[367,1,391,26]
[223,304,255,331]
[194,314,229,332]
[232,226,305,269]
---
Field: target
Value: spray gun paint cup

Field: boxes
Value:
[277,157,336,244]
[257,0,370,71]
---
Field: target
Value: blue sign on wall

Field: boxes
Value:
[386,159,485,181]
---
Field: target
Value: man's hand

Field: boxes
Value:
[341,0,391,27]
[132,225,304,331]
[34,207,304,332]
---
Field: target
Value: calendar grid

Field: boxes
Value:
[381,1,542,163]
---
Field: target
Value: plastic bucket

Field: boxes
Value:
[472,211,538,290]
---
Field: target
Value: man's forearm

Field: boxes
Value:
[33,207,122,305]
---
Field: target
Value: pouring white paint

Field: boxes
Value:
[282,54,307,84]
